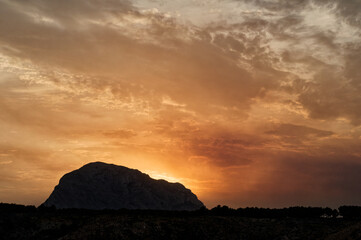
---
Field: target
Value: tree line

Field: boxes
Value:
[1,202,361,219]
[206,205,361,218]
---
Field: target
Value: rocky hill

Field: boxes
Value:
[43,162,204,210]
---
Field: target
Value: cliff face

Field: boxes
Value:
[43,162,204,210]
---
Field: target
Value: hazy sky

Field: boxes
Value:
[1,0,361,208]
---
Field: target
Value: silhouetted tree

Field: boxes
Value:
[339,206,361,219]
[0,203,36,213]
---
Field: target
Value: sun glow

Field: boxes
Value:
[145,170,182,183]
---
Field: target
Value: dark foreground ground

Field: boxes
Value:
[1,208,361,240]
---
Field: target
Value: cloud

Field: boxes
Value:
[0,0,361,208]
[0,0,292,119]
[330,0,361,26]
[244,0,311,12]
[103,129,137,139]
[264,153,361,207]
[297,67,361,125]
[266,123,334,138]
[4,0,360,127]
[214,135,361,207]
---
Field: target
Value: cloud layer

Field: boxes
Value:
[0,0,361,207]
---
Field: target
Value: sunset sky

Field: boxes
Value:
[1,0,361,208]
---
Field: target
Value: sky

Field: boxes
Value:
[0,0,361,208]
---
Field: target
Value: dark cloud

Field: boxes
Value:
[187,136,259,167]
[219,139,361,207]
[266,123,334,138]
[243,0,310,12]
[267,154,361,207]
[330,0,361,26]
[297,68,361,125]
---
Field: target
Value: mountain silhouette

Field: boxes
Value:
[43,162,204,210]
